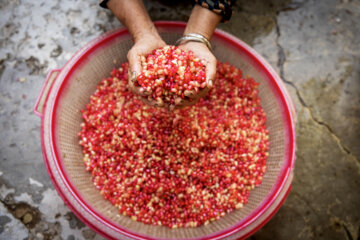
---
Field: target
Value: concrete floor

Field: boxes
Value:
[0,0,359,239]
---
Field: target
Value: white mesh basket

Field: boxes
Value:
[34,22,296,240]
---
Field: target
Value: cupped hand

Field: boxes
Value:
[128,39,217,110]
[127,33,166,106]
[175,41,216,109]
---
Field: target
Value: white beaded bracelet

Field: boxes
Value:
[175,33,212,51]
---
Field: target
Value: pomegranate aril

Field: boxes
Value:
[79,61,269,228]
[136,46,207,106]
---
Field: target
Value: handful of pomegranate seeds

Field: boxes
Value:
[135,46,207,106]
[79,61,269,228]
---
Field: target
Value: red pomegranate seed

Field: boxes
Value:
[136,46,206,105]
[79,61,269,228]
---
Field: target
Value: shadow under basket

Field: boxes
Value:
[34,21,296,240]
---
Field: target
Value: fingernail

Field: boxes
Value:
[207,79,213,88]
[184,90,193,97]
[156,97,164,107]
[169,104,175,111]
[175,97,183,105]
[131,71,137,82]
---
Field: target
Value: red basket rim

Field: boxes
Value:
[41,21,296,240]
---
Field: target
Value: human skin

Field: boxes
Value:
[107,0,222,109]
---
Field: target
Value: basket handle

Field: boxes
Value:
[33,69,61,117]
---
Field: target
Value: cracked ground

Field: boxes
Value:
[0,0,359,239]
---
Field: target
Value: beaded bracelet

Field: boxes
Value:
[175,33,212,51]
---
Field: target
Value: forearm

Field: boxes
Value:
[184,5,222,40]
[107,0,158,42]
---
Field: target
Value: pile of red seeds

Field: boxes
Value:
[136,46,207,106]
[79,61,269,228]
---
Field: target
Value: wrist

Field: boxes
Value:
[133,24,161,43]
[107,0,160,43]
[184,27,211,41]
[184,5,222,40]
[176,34,212,51]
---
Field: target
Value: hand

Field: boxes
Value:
[127,33,166,106]
[107,0,167,106]
[174,41,216,109]
[171,3,221,109]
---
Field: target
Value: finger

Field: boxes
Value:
[174,97,198,109]
[127,69,137,85]
[169,104,176,111]
[197,87,210,98]
[127,50,142,76]
[128,83,140,95]
[205,57,217,88]
[129,84,152,97]
[184,90,197,99]
[141,96,168,108]
[139,96,157,107]
[173,97,187,110]
[128,77,144,96]
[174,97,185,105]
[130,86,145,96]
[138,87,152,96]
[127,64,152,97]
[127,72,139,92]
[154,97,165,108]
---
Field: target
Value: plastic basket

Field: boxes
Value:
[34,21,296,240]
